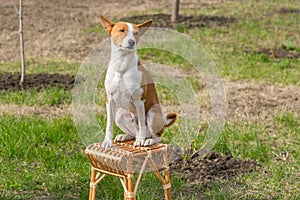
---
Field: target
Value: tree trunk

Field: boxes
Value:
[171,0,180,22]
[19,0,25,86]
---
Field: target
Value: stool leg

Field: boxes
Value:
[89,167,97,200]
[123,177,128,200]
[127,174,135,200]
[163,169,172,200]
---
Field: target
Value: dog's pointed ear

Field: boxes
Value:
[100,15,115,34]
[137,19,152,35]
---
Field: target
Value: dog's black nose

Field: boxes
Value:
[128,39,135,47]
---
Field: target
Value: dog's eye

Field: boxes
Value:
[120,29,125,32]
[134,31,139,35]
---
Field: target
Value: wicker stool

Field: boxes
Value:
[85,140,172,200]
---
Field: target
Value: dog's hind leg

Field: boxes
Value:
[144,104,164,146]
[114,108,137,142]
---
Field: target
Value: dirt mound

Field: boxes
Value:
[121,14,236,29]
[258,46,300,59]
[245,45,300,59]
[0,73,75,91]
[170,151,257,183]
[278,8,300,14]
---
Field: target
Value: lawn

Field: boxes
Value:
[0,0,300,199]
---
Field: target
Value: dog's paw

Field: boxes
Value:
[134,137,145,147]
[144,138,155,146]
[101,139,113,149]
[115,134,135,142]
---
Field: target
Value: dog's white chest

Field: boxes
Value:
[105,59,143,112]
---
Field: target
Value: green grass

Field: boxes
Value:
[0,115,191,199]
[212,113,300,199]
[0,59,80,75]
[0,115,89,199]
[138,49,193,70]
[85,25,106,35]
[0,87,71,106]
[185,0,300,86]
[1,113,299,199]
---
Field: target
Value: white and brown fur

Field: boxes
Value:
[100,16,177,148]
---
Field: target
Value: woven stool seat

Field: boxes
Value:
[85,140,172,200]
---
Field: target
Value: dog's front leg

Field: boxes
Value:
[102,97,116,149]
[133,99,147,146]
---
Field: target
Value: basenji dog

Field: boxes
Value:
[100,15,177,149]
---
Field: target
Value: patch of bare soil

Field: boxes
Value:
[0,104,71,118]
[0,0,168,62]
[0,104,105,118]
[0,73,74,91]
[170,151,257,182]
[121,14,236,29]
[0,0,229,62]
[190,78,300,127]
[225,80,300,122]
[245,45,300,59]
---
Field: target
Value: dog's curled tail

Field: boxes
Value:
[163,112,177,127]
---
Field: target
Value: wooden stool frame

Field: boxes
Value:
[85,141,172,200]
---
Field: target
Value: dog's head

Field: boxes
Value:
[100,15,152,50]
